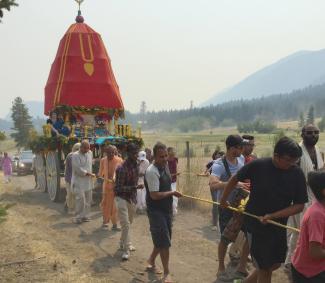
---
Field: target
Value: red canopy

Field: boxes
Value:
[44,18,124,116]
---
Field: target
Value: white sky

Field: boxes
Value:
[1,0,325,118]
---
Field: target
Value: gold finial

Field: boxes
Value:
[74,0,84,11]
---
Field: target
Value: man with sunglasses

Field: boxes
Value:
[285,124,324,267]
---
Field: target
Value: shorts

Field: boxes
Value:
[147,210,172,249]
[291,265,325,283]
[218,207,232,234]
[246,228,287,269]
[221,213,246,245]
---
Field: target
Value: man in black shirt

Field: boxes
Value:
[220,137,308,283]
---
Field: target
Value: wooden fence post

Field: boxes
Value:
[186,141,190,171]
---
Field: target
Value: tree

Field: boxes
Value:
[306,105,315,125]
[10,97,34,148]
[318,117,325,132]
[0,131,6,141]
[139,101,147,125]
[298,112,305,128]
[0,0,18,22]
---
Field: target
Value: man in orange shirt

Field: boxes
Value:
[98,145,123,230]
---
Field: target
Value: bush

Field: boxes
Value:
[0,131,6,141]
[237,119,277,134]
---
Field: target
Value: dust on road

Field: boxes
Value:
[0,174,291,283]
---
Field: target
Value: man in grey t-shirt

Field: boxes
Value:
[145,142,182,283]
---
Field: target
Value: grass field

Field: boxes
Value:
[141,122,325,214]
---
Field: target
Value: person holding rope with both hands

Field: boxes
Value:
[145,142,183,283]
[220,137,308,283]
[209,135,251,281]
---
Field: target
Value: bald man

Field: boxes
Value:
[71,140,95,224]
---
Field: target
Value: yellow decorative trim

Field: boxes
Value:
[79,34,94,76]
[54,25,75,106]
[53,31,70,107]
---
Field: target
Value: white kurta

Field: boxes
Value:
[285,141,324,265]
[299,142,324,205]
[71,151,93,193]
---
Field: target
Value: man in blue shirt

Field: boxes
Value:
[209,135,250,281]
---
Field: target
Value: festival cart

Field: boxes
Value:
[31,5,142,202]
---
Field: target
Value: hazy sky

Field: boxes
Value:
[1,0,325,118]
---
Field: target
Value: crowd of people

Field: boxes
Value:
[62,140,180,283]
[2,124,324,283]
[206,124,325,283]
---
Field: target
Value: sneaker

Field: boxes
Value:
[128,245,136,252]
[73,218,82,224]
[81,217,91,222]
[121,251,129,261]
[102,223,109,230]
[112,224,121,231]
[210,225,218,231]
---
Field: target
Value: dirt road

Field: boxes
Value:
[0,174,291,283]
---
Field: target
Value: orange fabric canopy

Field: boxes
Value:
[44,20,123,116]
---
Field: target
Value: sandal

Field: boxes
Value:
[216,271,233,281]
[162,273,174,283]
[145,264,163,275]
[233,270,249,279]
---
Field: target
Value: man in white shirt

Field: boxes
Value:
[71,140,95,224]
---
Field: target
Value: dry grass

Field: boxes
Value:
[142,126,325,216]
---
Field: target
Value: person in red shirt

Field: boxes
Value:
[291,171,325,283]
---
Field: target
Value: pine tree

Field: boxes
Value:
[0,0,18,22]
[298,112,305,128]
[10,97,34,148]
[318,117,325,132]
[306,105,315,125]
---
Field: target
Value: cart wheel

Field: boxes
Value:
[46,151,61,202]
[35,153,47,192]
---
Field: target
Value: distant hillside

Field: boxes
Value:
[0,118,12,132]
[126,83,325,132]
[203,49,325,105]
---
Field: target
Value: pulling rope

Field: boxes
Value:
[181,193,300,233]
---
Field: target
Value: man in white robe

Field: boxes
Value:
[285,124,324,265]
[71,140,95,224]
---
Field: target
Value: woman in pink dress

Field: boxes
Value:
[2,152,12,183]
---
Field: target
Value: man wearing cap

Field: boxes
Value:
[136,151,150,214]
[209,135,250,281]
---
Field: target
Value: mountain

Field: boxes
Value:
[203,49,325,105]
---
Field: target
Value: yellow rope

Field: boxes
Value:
[181,193,300,233]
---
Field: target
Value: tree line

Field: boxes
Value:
[125,83,325,133]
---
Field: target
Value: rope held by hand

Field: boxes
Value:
[181,193,300,233]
